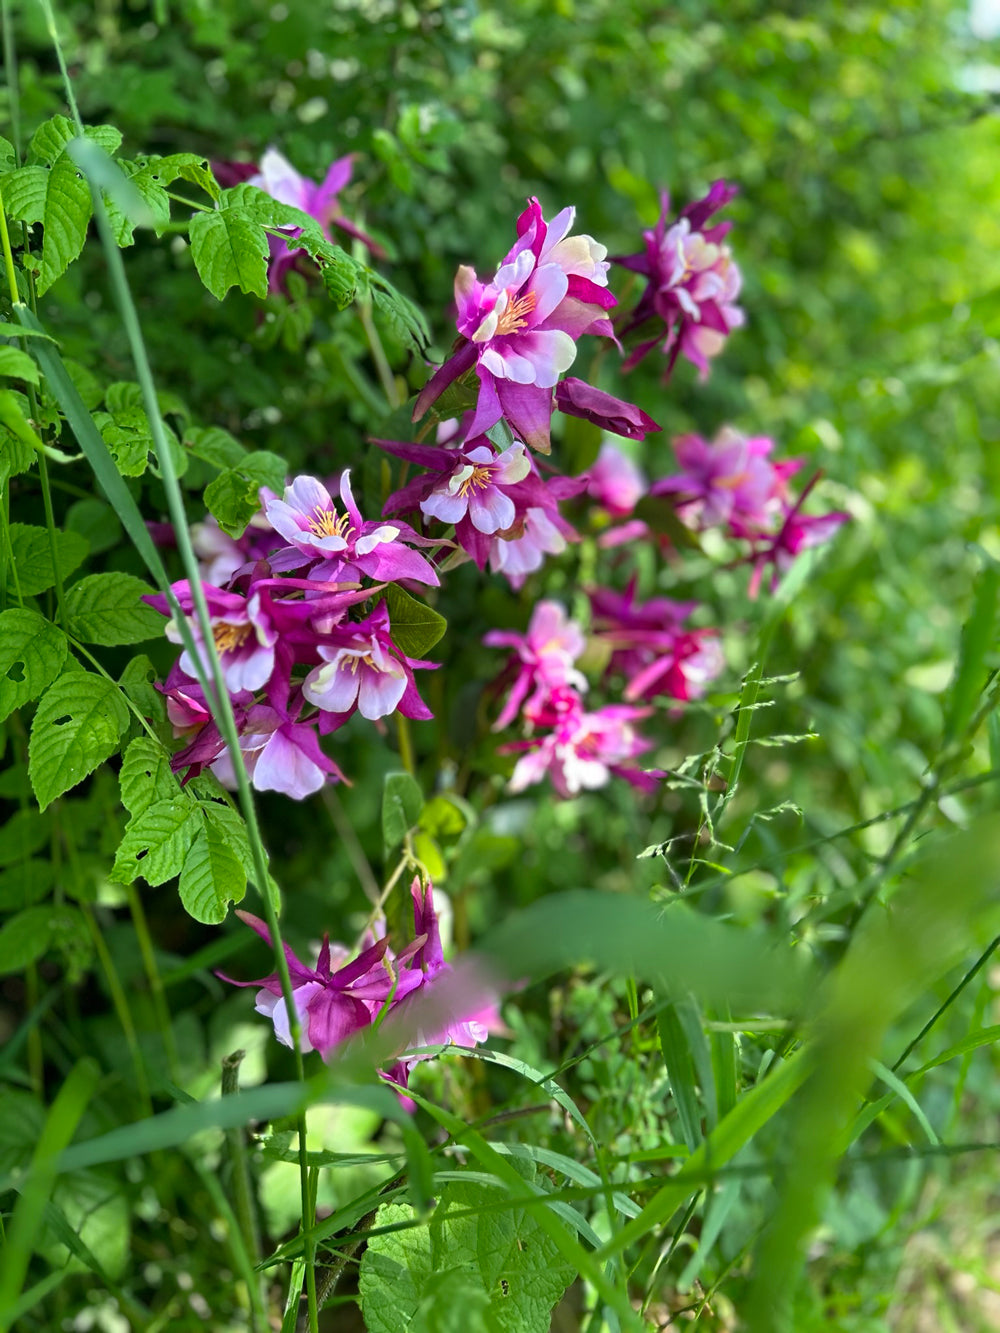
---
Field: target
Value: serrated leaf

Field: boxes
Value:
[199,799,257,880]
[185,424,246,470]
[0,608,68,722]
[0,905,56,975]
[26,116,121,168]
[371,274,431,352]
[5,524,89,597]
[117,656,165,726]
[118,737,180,818]
[178,822,247,925]
[384,584,446,660]
[30,156,92,296]
[28,670,130,810]
[0,137,14,175]
[0,389,40,481]
[1,164,48,224]
[360,1169,575,1333]
[0,346,40,384]
[64,572,164,646]
[203,450,287,536]
[102,157,171,246]
[111,797,203,887]
[189,206,270,301]
[382,770,424,858]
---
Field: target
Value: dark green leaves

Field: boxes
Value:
[64,573,164,646]
[0,609,67,723]
[4,524,88,598]
[382,770,424,858]
[385,585,446,660]
[28,668,130,811]
[203,449,287,536]
[189,204,271,301]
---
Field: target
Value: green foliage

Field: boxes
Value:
[4,523,88,597]
[382,769,424,858]
[385,584,447,659]
[28,667,130,810]
[0,608,67,722]
[64,572,163,645]
[360,1167,576,1333]
[203,448,287,536]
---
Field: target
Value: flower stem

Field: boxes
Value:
[221,1048,265,1325]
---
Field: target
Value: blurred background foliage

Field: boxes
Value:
[5,0,1000,1328]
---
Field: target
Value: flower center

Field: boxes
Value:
[494,288,537,336]
[457,463,494,497]
[213,620,253,653]
[308,507,352,540]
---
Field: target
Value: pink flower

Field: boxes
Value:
[302,602,434,723]
[209,704,344,800]
[504,700,654,798]
[615,181,743,379]
[651,428,796,535]
[589,582,723,704]
[586,442,648,517]
[747,481,850,596]
[147,581,278,695]
[555,378,661,442]
[414,198,616,453]
[263,471,439,585]
[484,600,589,730]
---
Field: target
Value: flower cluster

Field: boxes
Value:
[614,181,744,379]
[220,879,498,1104]
[413,198,631,454]
[650,427,850,594]
[147,471,442,800]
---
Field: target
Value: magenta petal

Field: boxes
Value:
[252,728,327,800]
[495,381,553,454]
[413,341,477,420]
[307,990,371,1054]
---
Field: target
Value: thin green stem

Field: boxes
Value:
[0,493,23,607]
[395,710,416,775]
[23,963,44,1096]
[81,902,153,1115]
[358,299,400,411]
[221,1049,265,1328]
[126,882,181,1082]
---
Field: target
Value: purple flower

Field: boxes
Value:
[589,582,723,704]
[379,435,531,535]
[488,506,569,589]
[747,482,850,596]
[484,600,588,731]
[615,181,743,379]
[263,471,439,586]
[302,602,434,723]
[503,699,654,799]
[651,428,796,535]
[414,198,616,453]
[147,581,278,694]
[209,703,344,800]
[555,378,661,442]
[586,442,648,517]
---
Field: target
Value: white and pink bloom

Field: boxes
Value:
[303,601,434,724]
[484,600,589,731]
[413,197,616,453]
[615,180,744,379]
[263,471,439,586]
[586,442,648,518]
[504,700,655,799]
[149,581,278,695]
[651,428,796,536]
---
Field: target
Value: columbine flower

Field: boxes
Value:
[586,442,648,517]
[209,703,345,800]
[484,600,589,730]
[488,506,570,589]
[302,602,434,723]
[504,700,654,798]
[555,378,661,442]
[615,180,743,379]
[414,198,616,453]
[147,581,278,695]
[589,582,723,704]
[263,471,439,585]
[378,436,531,534]
[651,428,796,535]
[747,482,850,597]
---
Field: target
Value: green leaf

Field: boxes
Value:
[117,656,165,726]
[28,669,130,810]
[382,770,424,858]
[0,346,40,384]
[0,608,68,722]
[189,205,270,301]
[5,524,89,597]
[0,861,56,910]
[384,585,446,660]
[185,424,246,470]
[26,116,122,168]
[0,905,56,974]
[943,564,998,746]
[360,1166,575,1333]
[178,822,247,925]
[0,809,51,866]
[65,498,122,556]
[118,737,179,818]
[656,1001,703,1153]
[0,390,40,481]
[64,572,164,646]
[203,450,287,536]
[110,797,202,887]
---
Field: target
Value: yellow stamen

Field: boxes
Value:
[213,621,253,653]
[494,289,537,336]
[458,464,493,497]
[307,507,352,539]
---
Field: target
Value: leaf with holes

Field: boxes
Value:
[110,796,203,888]
[177,822,247,925]
[118,737,180,819]
[65,572,164,646]
[28,669,131,810]
[5,524,89,598]
[188,205,270,301]
[0,608,68,723]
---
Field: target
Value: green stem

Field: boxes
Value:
[0,492,23,607]
[81,902,153,1115]
[395,710,416,775]
[221,1048,264,1327]
[1,0,22,162]
[23,964,44,1096]
[68,635,160,740]
[358,299,399,411]
[126,882,181,1082]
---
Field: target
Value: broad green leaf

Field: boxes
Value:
[185,424,246,470]
[370,273,431,352]
[118,737,180,818]
[189,206,270,301]
[0,347,40,384]
[360,1165,575,1333]
[178,822,247,925]
[110,797,203,887]
[0,809,51,866]
[199,799,256,880]
[0,390,40,480]
[64,572,163,646]
[26,116,122,168]
[14,155,90,295]
[0,608,68,722]
[5,524,89,598]
[117,656,166,726]
[28,669,130,810]
[384,585,446,660]
[102,157,170,246]
[382,770,424,858]
[203,450,287,536]
[0,861,56,910]
[65,498,122,556]
[0,905,56,974]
